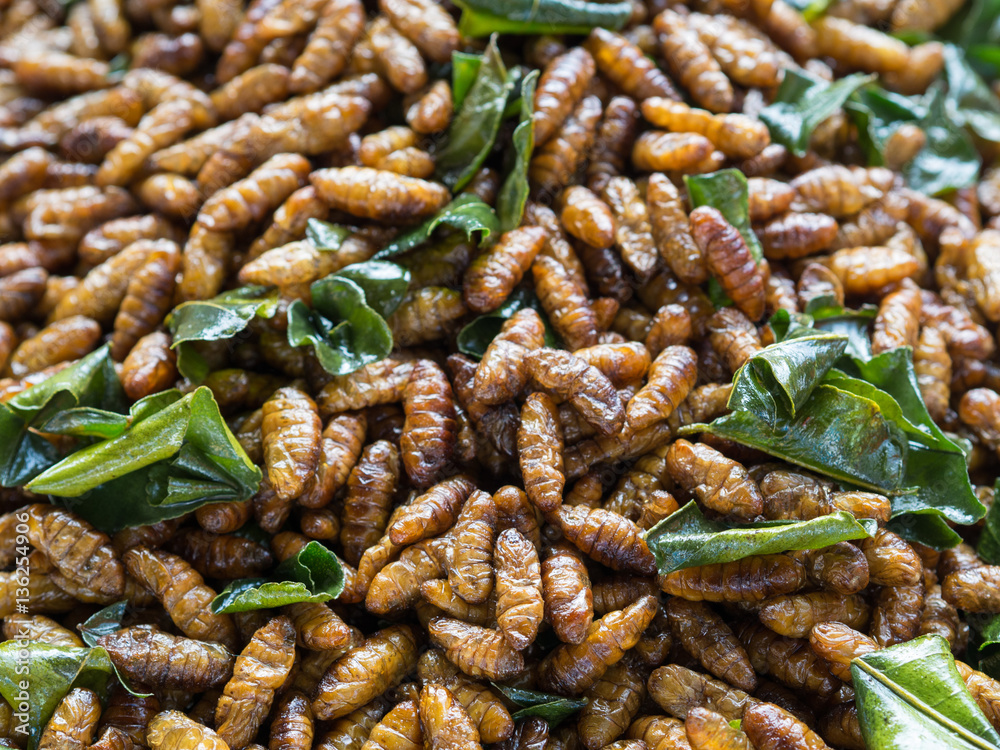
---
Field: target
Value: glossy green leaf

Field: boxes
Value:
[451,52,483,110]
[286,276,394,377]
[685,169,763,263]
[27,388,260,532]
[939,0,1000,76]
[212,541,346,613]
[728,334,848,427]
[943,45,1000,143]
[888,513,963,551]
[848,84,924,166]
[761,70,874,156]
[167,286,280,382]
[436,38,512,190]
[454,0,630,36]
[0,345,124,487]
[374,194,499,260]
[979,479,1000,563]
[497,69,538,234]
[457,286,559,359]
[0,642,113,750]
[306,218,351,251]
[904,85,980,197]
[854,635,1000,750]
[332,261,411,319]
[811,304,876,361]
[490,684,587,727]
[38,391,184,441]
[644,502,875,574]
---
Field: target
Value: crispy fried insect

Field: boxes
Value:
[269,691,315,750]
[871,279,922,354]
[378,0,458,63]
[791,166,893,218]
[286,0,363,92]
[446,489,496,605]
[797,543,870,596]
[653,10,732,113]
[388,476,475,547]
[575,658,646,750]
[626,715,690,750]
[533,255,601,351]
[363,699,423,750]
[26,504,124,603]
[474,308,546,406]
[262,386,322,501]
[666,439,763,520]
[12,51,111,96]
[954,661,1000,732]
[3,614,82,647]
[943,565,1000,613]
[667,598,757,692]
[198,153,311,232]
[558,186,615,250]
[706,307,761,376]
[494,528,544,650]
[747,178,796,224]
[214,616,297,748]
[585,28,679,101]
[420,580,492,624]
[574,342,651,388]
[240,235,378,290]
[538,595,659,695]
[315,698,392,750]
[685,707,754,750]
[0,147,53,202]
[340,440,400,565]
[134,173,202,220]
[417,650,513,743]
[367,537,446,614]
[541,541,593,644]
[463,226,546,314]
[419,684,481,750]
[146,710,229,750]
[822,246,920,296]
[79,214,182,267]
[110,243,180,362]
[660,554,806,603]
[311,167,448,223]
[967,230,1000,322]
[632,131,714,172]
[648,665,755,722]
[592,576,658,617]
[99,625,236,690]
[98,688,160,748]
[210,64,290,121]
[428,618,524,681]
[96,100,196,187]
[645,174,707,287]
[299,411,367,508]
[627,346,698,431]
[641,98,769,160]
[919,582,967,650]
[131,31,203,76]
[312,626,420,720]
[284,599,354,652]
[399,359,457,488]
[808,622,877,683]
[248,187,328,260]
[168,528,273,579]
[860,528,923,587]
[532,48,596,146]
[812,15,909,75]
[360,126,418,167]
[690,206,766,321]
[602,177,657,281]
[373,147,435,179]
[196,498,253,534]
[742,702,831,750]
[736,621,839,699]
[529,95,602,195]
[37,687,101,750]
[0,267,46,322]
[367,16,428,94]
[123,546,238,649]
[758,213,838,261]
[527,347,625,436]
[25,187,137,250]
[759,592,870,640]
[514,399,563,515]
[586,96,640,195]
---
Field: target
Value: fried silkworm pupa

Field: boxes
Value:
[538,594,659,695]
[311,167,450,223]
[312,625,421,720]
[527,347,625,436]
[147,710,230,750]
[340,439,400,565]
[389,475,476,547]
[198,152,311,232]
[400,358,458,488]
[685,706,754,750]
[2,614,83,647]
[518,392,565,515]
[555,505,656,575]
[808,622,879,683]
[533,47,596,146]
[790,165,894,217]
[98,625,236,690]
[419,684,481,750]
[363,698,423,750]
[494,528,544,650]
[647,664,755,721]
[215,616,297,749]
[646,173,708,286]
[542,541,594,645]
[417,649,513,743]
[627,346,698,431]
[110,242,181,362]
[742,702,832,750]
[532,254,600,351]
[798,542,870,596]
[641,97,770,160]
[366,537,445,615]
[406,80,453,134]
[11,319,101,379]
[448,489,496,605]
[707,307,762,375]
[558,185,615,250]
[299,411,367,509]
[871,583,924,647]
[860,528,924,587]
[167,528,273,579]
[603,176,658,282]
[736,620,839,699]
[660,554,806,603]
[368,16,429,94]
[37,687,101,750]
[464,226,547,314]
[123,546,238,649]
[690,205,766,321]
[758,592,871,640]
[587,96,641,195]
[585,28,680,101]
[528,95,602,195]
[576,657,646,750]
[474,307,546,406]
[758,212,839,261]
[666,598,757,692]
[25,504,124,603]
[632,131,714,172]
[653,10,732,113]
[943,565,1000,613]
[262,385,322,501]
[954,661,1000,732]
[287,0,364,92]
[428,618,524,681]
[666,438,764,520]
[0,267,47,322]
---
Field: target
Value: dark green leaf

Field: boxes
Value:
[436,38,513,190]
[28,388,261,532]
[854,635,1000,750]
[811,304,876,361]
[904,85,980,197]
[889,512,963,551]
[0,642,113,750]
[305,219,352,251]
[374,194,499,260]
[979,479,1000,563]
[457,286,559,358]
[644,502,875,574]
[454,0,630,36]
[452,52,483,110]
[490,684,587,727]
[847,85,923,166]
[685,169,763,262]
[167,286,280,382]
[0,345,124,487]
[78,602,128,648]
[332,261,411,319]
[943,44,1000,143]
[286,276,394,377]
[728,334,848,427]
[761,70,874,156]
[939,0,1000,75]
[497,69,538,234]
[212,541,346,613]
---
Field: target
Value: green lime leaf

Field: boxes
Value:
[497,69,538,234]
[644,502,875,574]
[943,44,1000,143]
[854,635,1000,750]
[490,684,587,727]
[685,169,763,263]
[212,541,346,613]
[374,194,499,260]
[452,51,484,110]
[454,0,631,36]
[333,261,411,319]
[903,84,980,197]
[435,37,513,190]
[0,642,114,750]
[306,218,352,251]
[457,286,559,359]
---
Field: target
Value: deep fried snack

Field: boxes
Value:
[529,95,602,195]
[603,176,658,282]
[464,226,546,313]
[527,347,625,436]
[419,684,481,750]
[400,359,457,488]
[110,241,180,361]
[742,702,832,750]
[474,308,546,406]
[98,626,235,690]
[585,28,679,101]
[647,173,708,285]
[37,687,101,750]
[653,10,732,113]
[262,386,322,501]
[641,97,769,159]
[685,706,754,750]
[533,48,595,146]
[428,618,524,681]
[532,254,600,351]
[690,206,766,321]
[148,710,230,750]
[340,439,399,565]
[542,541,594,645]
[447,489,496,605]
[576,658,646,750]
[627,346,698,431]
[311,167,449,223]
[666,438,763,520]
[661,554,806,603]
[389,476,475,546]
[736,621,839,699]
[667,598,757,692]
[759,212,839,261]
[494,528,544,650]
